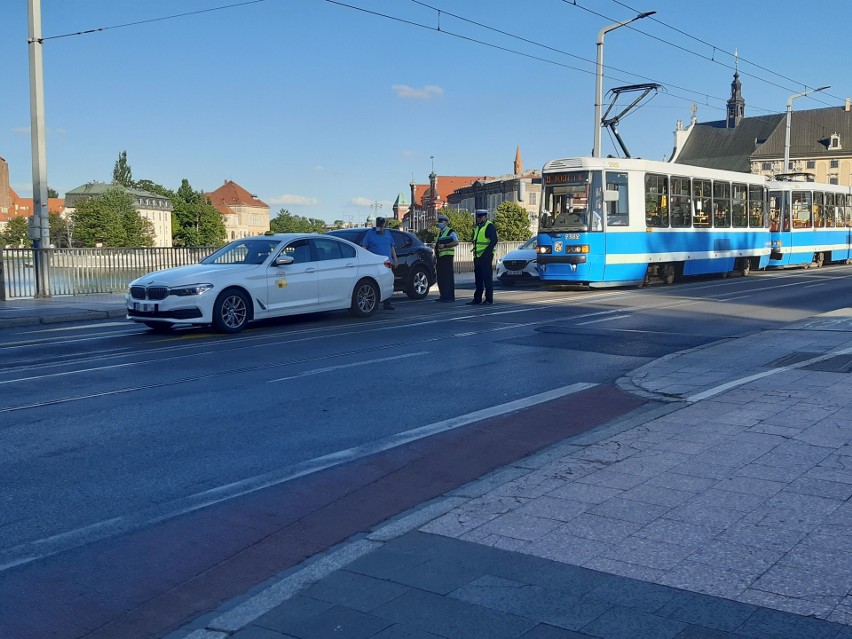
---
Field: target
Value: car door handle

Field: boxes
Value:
[346,263,356,268]
[304,267,316,273]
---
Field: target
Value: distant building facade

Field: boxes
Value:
[205,180,270,239]
[404,172,486,231]
[671,72,852,186]
[446,147,542,232]
[65,182,173,247]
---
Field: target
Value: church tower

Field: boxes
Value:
[514,145,523,175]
[726,65,745,128]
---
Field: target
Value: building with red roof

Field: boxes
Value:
[205,180,270,240]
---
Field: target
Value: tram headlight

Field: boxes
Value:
[537,246,552,254]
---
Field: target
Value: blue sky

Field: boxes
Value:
[1,0,849,224]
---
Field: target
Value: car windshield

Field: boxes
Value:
[520,238,536,250]
[201,239,283,265]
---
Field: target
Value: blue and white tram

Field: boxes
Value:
[766,177,852,269]
[536,157,769,287]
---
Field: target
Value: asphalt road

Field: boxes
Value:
[3,266,852,638]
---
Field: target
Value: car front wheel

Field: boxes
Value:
[212,288,251,333]
[406,266,431,299]
[350,279,379,317]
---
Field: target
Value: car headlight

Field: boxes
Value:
[170,283,214,296]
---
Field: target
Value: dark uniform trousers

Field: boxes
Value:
[436,254,455,301]
[472,252,494,303]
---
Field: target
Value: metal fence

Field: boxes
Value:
[0,242,525,299]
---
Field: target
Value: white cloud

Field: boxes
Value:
[351,197,373,207]
[268,194,319,206]
[392,84,444,100]
[313,165,326,172]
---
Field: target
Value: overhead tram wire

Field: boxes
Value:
[566,0,837,108]
[607,0,843,105]
[35,0,268,42]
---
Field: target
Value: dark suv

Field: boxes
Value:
[327,228,436,299]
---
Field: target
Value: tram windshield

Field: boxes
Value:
[540,170,603,231]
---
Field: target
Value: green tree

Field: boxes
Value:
[269,209,325,234]
[494,201,531,241]
[171,179,226,247]
[386,218,401,229]
[47,187,59,198]
[445,207,474,242]
[49,211,72,247]
[112,150,133,188]
[1,216,30,248]
[71,187,154,247]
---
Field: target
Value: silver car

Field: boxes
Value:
[496,238,539,286]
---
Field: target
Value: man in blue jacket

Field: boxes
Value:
[361,217,398,310]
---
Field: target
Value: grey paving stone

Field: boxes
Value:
[711,476,786,498]
[733,463,805,484]
[450,575,612,631]
[372,624,446,638]
[579,604,687,639]
[487,551,610,597]
[512,496,592,522]
[272,604,393,639]
[656,590,757,632]
[795,418,852,448]
[386,554,496,596]
[786,475,852,501]
[686,540,784,574]
[826,501,852,525]
[585,575,677,613]
[734,606,844,639]
[301,570,410,612]
[635,518,725,547]
[807,453,852,485]
[608,450,685,477]
[546,482,624,504]
[459,530,533,553]
[644,473,720,492]
[589,496,672,524]
[663,502,746,529]
[671,626,749,638]
[519,623,597,638]
[754,440,834,470]
[600,535,695,571]
[805,524,852,552]
[687,489,767,513]
[345,548,432,582]
[527,530,610,566]
[231,626,296,639]
[737,588,837,619]
[553,512,643,544]
[658,560,757,599]
[580,556,668,582]
[478,512,565,542]
[719,520,807,552]
[490,472,575,499]
[619,483,697,508]
[372,588,538,639]
[750,563,851,600]
[253,595,335,633]
[576,469,651,490]
[778,543,852,578]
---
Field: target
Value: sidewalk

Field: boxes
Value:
[170,310,852,639]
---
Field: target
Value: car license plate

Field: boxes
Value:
[132,301,155,312]
[506,270,522,276]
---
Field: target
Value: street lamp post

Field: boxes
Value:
[593,10,655,158]
[783,85,830,174]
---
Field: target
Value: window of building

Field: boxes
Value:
[761,162,772,171]
[806,161,816,169]
[830,177,839,185]
[529,192,537,206]
[830,133,841,149]
[831,159,839,168]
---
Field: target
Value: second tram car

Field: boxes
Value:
[766,176,852,269]
[537,157,770,287]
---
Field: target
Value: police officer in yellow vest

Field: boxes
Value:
[434,214,459,302]
[467,209,498,305]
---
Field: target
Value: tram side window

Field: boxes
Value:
[791,191,812,228]
[645,174,669,227]
[814,192,825,227]
[713,181,731,228]
[732,183,748,227]
[670,177,691,228]
[693,179,711,227]
[824,193,836,227]
[834,194,846,227]
[749,185,766,227]
[605,171,629,226]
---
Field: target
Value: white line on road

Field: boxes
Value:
[266,352,427,383]
[0,381,597,573]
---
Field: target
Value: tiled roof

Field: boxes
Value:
[750,106,852,159]
[414,176,487,207]
[205,180,269,216]
[675,115,784,172]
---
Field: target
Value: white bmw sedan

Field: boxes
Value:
[126,233,394,333]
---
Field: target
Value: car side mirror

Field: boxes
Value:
[274,255,294,266]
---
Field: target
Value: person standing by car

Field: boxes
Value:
[468,209,498,305]
[362,217,398,310]
[434,214,458,302]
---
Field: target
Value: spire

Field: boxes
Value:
[514,145,523,175]
[726,59,745,128]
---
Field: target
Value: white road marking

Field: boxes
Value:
[266,352,427,383]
